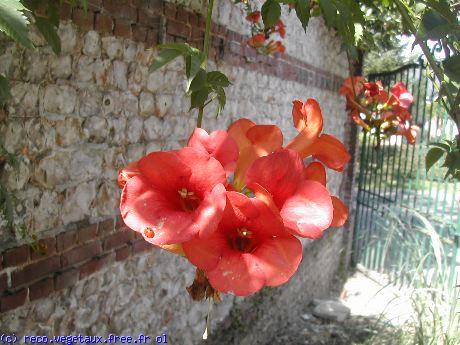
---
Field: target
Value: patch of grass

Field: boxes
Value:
[361,208,460,345]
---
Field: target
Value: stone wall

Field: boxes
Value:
[0,0,353,343]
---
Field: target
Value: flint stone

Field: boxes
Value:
[312,300,350,322]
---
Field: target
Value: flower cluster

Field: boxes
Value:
[244,10,286,55]
[118,99,350,297]
[340,77,419,145]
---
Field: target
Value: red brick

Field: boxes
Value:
[88,0,103,11]
[129,0,140,7]
[59,2,73,20]
[72,8,95,31]
[11,256,60,287]
[213,23,221,36]
[219,25,227,36]
[55,268,78,291]
[164,34,175,43]
[191,27,204,41]
[103,229,134,251]
[132,25,148,42]
[78,224,98,244]
[138,11,153,26]
[132,239,152,253]
[57,230,77,252]
[167,19,190,39]
[115,215,125,229]
[61,241,102,268]
[198,17,206,28]
[189,12,199,27]
[115,245,132,261]
[103,0,137,21]
[146,29,158,47]
[30,238,57,261]
[148,0,163,14]
[164,2,176,18]
[3,245,29,268]
[176,6,189,23]
[29,278,54,301]
[0,273,8,293]
[98,218,115,235]
[94,13,114,33]
[79,253,115,279]
[0,289,27,312]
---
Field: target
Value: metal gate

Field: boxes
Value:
[352,60,459,288]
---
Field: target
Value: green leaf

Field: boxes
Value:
[80,0,88,13]
[295,0,310,32]
[417,9,453,41]
[206,71,230,88]
[429,142,450,151]
[261,0,281,28]
[190,87,210,110]
[426,147,445,173]
[185,52,205,80]
[0,74,11,105]
[443,55,460,83]
[318,0,337,27]
[189,69,207,92]
[214,86,226,117]
[46,1,60,27]
[35,17,61,55]
[149,49,182,72]
[0,0,33,49]
[158,42,196,55]
[423,0,456,24]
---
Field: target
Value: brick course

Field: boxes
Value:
[0,217,142,311]
[55,0,343,92]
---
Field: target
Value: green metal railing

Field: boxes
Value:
[352,60,459,289]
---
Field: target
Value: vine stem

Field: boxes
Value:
[196,0,215,128]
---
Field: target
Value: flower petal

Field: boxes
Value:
[301,134,351,172]
[227,118,256,150]
[390,82,413,109]
[160,244,185,256]
[280,180,333,238]
[194,184,227,238]
[118,161,141,188]
[120,176,226,245]
[286,99,324,155]
[229,121,284,189]
[292,99,323,136]
[120,175,193,245]
[330,196,348,228]
[176,147,227,196]
[304,161,327,186]
[207,250,266,296]
[137,150,191,193]
[187,128,239,175]
[246,125,283,155]
[251,183,280,216]
[183,232,227,271]
[246,149,304,208]
[339,76,365,99]
[253,236,302,286]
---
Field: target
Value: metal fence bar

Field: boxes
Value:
[353,61,459,291]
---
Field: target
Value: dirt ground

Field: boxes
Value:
[268,269,412,345]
